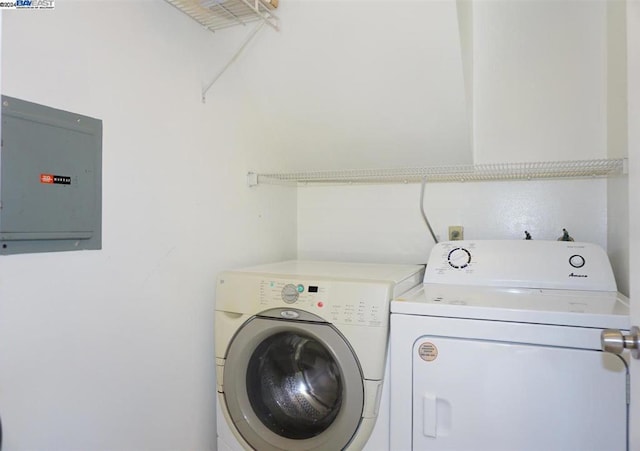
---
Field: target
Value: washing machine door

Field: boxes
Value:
[222,311,365,451]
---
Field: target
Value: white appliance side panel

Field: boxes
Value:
[410,336,627,451]
[216,396,245,451]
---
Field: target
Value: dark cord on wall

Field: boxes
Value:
[420,177,439,244]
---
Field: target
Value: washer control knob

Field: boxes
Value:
[282,284,299,304]
[569,254,586,268]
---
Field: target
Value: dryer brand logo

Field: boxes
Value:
[569,272,588,278]
[40,174,71,185]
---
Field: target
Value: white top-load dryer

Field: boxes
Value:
[216,260,424,451]
[390,240,630,451]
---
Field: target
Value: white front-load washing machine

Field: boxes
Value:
[390,240,630,451]
[215,260,424,451]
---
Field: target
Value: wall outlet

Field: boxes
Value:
[448,226,464,241]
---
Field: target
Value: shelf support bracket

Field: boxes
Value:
[202,19,266,103]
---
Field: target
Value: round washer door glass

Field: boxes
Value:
[222,316,365,451]
[247,331,342,439]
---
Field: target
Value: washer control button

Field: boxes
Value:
[569,254,586,269]
[282,284,299,304]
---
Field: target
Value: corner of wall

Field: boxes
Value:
[607,177,630,295]
[457,0,475,162]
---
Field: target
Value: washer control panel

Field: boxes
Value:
[259,278,388,327]
[424,240,617,291]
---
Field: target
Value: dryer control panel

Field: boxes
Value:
[425,240,617,291]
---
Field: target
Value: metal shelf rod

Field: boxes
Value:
[248,158,627,187]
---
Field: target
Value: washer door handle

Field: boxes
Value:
[601,326,639,359]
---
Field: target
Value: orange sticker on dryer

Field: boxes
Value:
[418,342,438,362]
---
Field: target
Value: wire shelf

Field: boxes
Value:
[250,159,627,186]
[165,0,279,32]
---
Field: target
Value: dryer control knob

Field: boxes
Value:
[569,254,585,268]
[447,247,472,269]
[282,284,299,304]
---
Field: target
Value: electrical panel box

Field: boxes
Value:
[0,95,102,255]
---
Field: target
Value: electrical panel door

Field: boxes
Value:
[0,96,102,255]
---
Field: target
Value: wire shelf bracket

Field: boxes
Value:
[165,0,279,32]
[164,0,280,102]
[202,19,266,102]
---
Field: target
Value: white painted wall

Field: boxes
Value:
[0,2,296,450]
[214,0,473,172]
[608,175,629,295]
[298,179,608,264]
[473,0,608,164]
[607,0,629,295]
[298,0,626,290]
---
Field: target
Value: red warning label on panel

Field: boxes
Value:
[40,174,71,185]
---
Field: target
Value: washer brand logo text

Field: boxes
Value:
[569,272,588,278]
